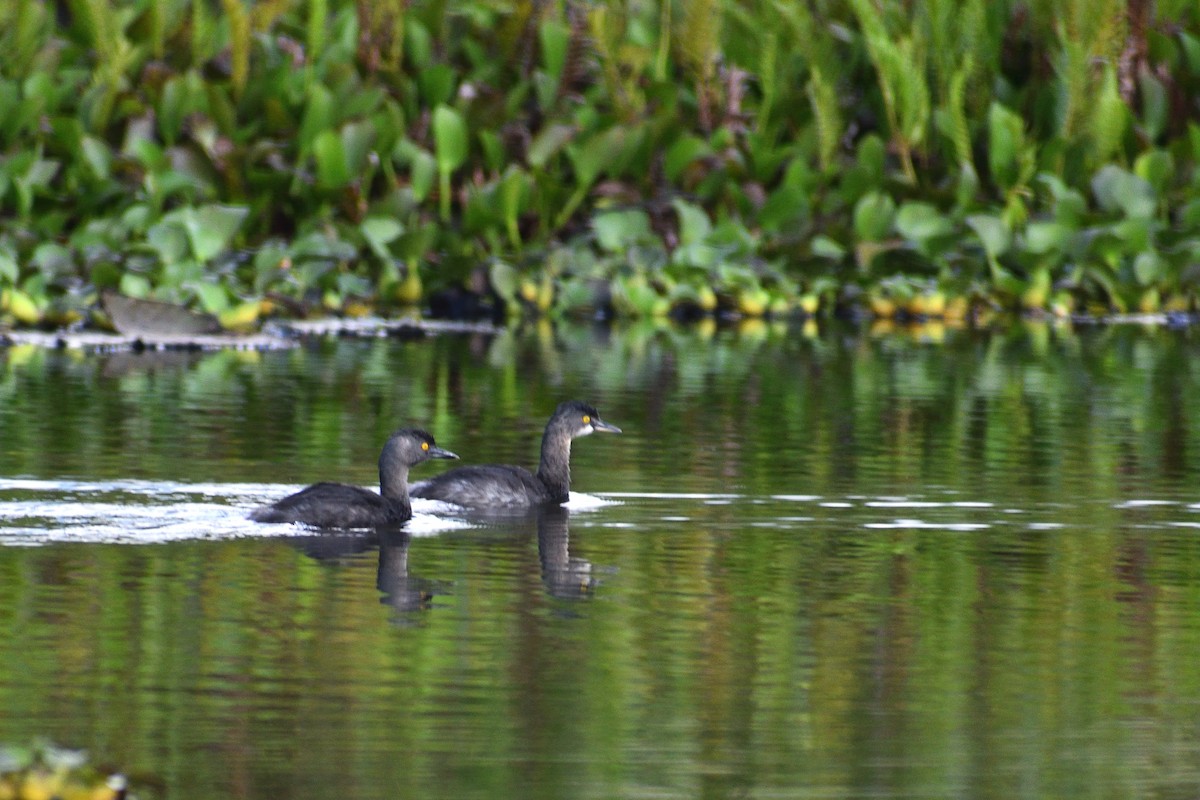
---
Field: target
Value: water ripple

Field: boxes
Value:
[0,478,470,545]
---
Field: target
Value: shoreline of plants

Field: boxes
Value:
[1,0,1200,331]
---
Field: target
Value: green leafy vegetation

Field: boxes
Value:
[1,0,1199,327]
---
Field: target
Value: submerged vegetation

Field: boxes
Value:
[1,0,1200,327]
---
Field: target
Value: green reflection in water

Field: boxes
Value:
[0,320,1199,799]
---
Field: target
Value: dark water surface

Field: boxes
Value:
[2,321,1200,799]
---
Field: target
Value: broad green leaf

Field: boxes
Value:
[1137,69,1167,142]
[811,235,846,260]
[418,64,457,107]
[1180,31,1200,73]
[1114,217,1152,252]
[433,105,468,174]
[539,20,571,81]
[568,126,630,185]
[895,202,953,243]
[0,248,17,283]
[395,223,438,261]
[31,243,73,276]
[80,136,111,180]
[341,120,377,176]
[664,135,711,182]
[488,260,518,303]
[1024,221,1069,255]
[1092,165,1155,218]
[147,220,190,265]
[405,21,433,70]
[853,191,895,242]
[299,83,334,153]
[183,204,249,262]
[499,166,529,246]
[192,281,231,314]
[856,135,885,179]
[528,124,575,169]
[361,217,404,260]
[410,149,436,201]
[1134,149,1173,196]
[593,209,653,253]
[21,158,58,189]
[672,198,712,246]
[672,242,718,269]
[1133,250,1163,286]
[314,129,350,189]
[119,272,152,298]
[758,186,808,233]
[966,214,1010,260]
[1180,199,1200,229]
[479,130,505,172]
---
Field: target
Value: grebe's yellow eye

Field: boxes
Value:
[421,441,430,451]
[582,414,591,424]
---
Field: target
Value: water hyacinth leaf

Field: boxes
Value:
[672,198,712,246]
[80,136,112,180]
[192,281,230,314]
[21,158,58,191]
[410,149,436,201]
[758,186,808,233]
[1181,199,1200,229]
[499,166,529,246]
[147,220,190,265]
[593,209,653,253]
[119,272,152,298]
[527,124,575,169]
[966,214,1010,261]
[1137,69,1167,142]
[31,243,73,277]
[0,245,17,283]
[479,130,505,173]
[419,65,457,107]
[853,191,896,242]
[183,205,249,262]
[361,217,404,260]
[533,71,558,112]
[395,222,437,261]
[314,130,350,189]
[841,135,887,201]
[7,289,40,324]
[895,202,954,244]
[341,120,377,176]
[1025,221,1070,255]
[1134,149,1173,196]
[1133,250,1164,287]
[405,20,432,69]
[672,241,718,269]
[299,83,334,153]
[488,260,517,304]
[0,81,17,137]
[162,258,205,289]
[1092,165,1155,219]
[811,235,846,261]
[1115,217,1152,253]
[433,105,468,175]
[569,126,630,186]
[539,19,570,82]
[664,135,711,181]
[857,135,886,179]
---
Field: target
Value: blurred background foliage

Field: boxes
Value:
[1,0,1200,327]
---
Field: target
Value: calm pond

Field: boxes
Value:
[2,320,1200,799]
